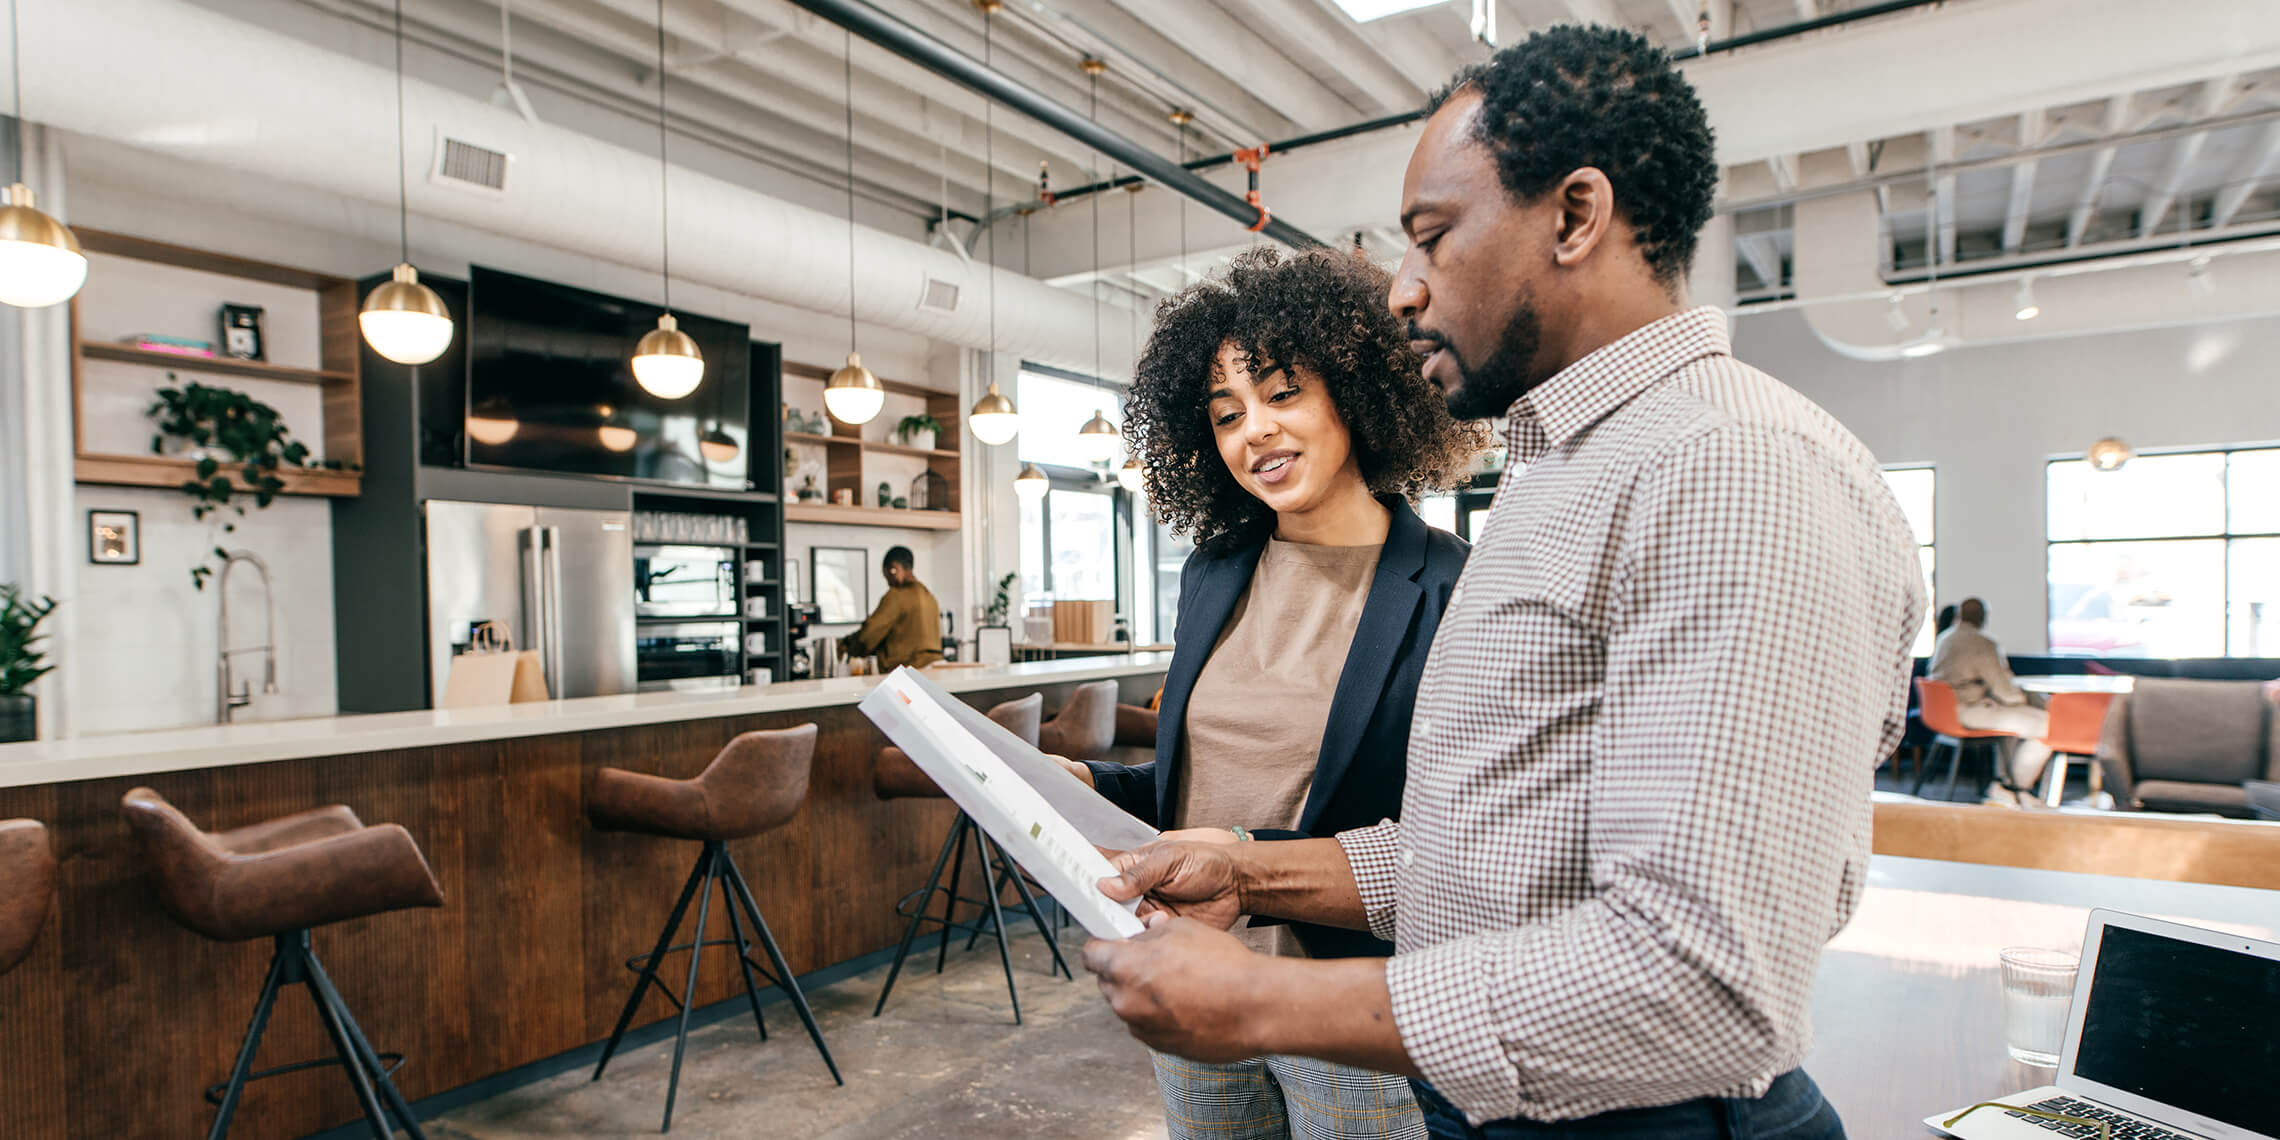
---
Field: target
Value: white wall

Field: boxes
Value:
[1733,308,2280,653]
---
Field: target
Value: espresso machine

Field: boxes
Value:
[786,602,822,680]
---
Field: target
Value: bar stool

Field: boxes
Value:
[1037,679,1118,762]
[871,692,1070,1023]
[0,818,55,976]
[121,788,444,1140]
[587,723,840,1133]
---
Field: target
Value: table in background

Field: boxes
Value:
[2014,674,2136,695]
[1807,856,2280,1140]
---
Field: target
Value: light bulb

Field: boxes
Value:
[1076,409,1122,464]
[825,352,884,424]
[598,423,638,452]
[2013,279,2039,322]
[1014,462,1050,502]
[969,382,1019,446]
[700,424,740,464]
[631,313,704,398]
[2087,437,2133,472]
[466,399,518,445]
[360,263,454,364]
[1116,457,1144,493]
[0,183,85,308]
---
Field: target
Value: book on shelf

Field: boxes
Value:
[125,335,217,357]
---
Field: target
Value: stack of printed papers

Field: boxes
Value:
[859,668,1156,939]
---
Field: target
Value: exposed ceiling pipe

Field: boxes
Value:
[778,0,1326,249]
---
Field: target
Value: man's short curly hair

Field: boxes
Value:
[1126,246,1486,551]
[1430,25,1717,286]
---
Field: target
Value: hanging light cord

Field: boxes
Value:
[393,0,410,261]
[844,30,857,355]
[983,12,995,374]
[1089,70,1101,399]
[8,0,22,185]
[655,0,671,310]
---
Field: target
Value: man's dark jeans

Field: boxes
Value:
[1412,1070,1846,1140]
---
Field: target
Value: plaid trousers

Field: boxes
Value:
[1151,1049,1426,1139]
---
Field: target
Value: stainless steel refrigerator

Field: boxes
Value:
[424,500,636,705]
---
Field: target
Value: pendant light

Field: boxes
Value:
[824,31,883,426]
[2087,437,2133,472]
[596,404,637,453]
[0,0,83,309]
[1117,458,1144,493]
[466,395,518,445]
[1014,461,1049,502]
[629,0,702,399]
[966,8,1019,447]
[357,0,452,363]
[1072,60,1119,466]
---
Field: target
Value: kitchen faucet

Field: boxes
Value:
[216,549,278,723]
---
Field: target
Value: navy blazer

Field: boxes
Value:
[1082,497,1468,959]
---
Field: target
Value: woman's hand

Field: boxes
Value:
[1155,827,1242,846]
[1050,755,1095,787]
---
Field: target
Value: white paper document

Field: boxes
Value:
[859,668,1152,939]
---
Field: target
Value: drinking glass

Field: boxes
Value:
[2000,947,2079,1066]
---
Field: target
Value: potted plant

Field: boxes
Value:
[0,585,57,743]
[147,377,328,588]
[981,572,1017,628]
[893,413,942,452]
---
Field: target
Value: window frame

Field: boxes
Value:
[2041,445,2280,659]
[1881,464,1938,657]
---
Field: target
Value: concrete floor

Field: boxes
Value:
[428,924,1168,1139]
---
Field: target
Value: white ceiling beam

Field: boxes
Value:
[1561,0,1621,27]
[2137,74,2239,237]
[983,0,1291,148]
[2211,121,2280,228]
[1295,0,1470,101]
[1930,127,1957,266]
[1241,0,1428,116]
[1736,232,1783,288]
[1765,153,1799,193]
[2066,94,2134,247]
[1793,0,1818,19]
[1093,0,1362,131]
[1846,141,1873,177]
[2000,108,2046,253]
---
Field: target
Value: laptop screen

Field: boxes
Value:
[2072,924,2280,1137]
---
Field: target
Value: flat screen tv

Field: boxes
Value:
[466,266,750,489]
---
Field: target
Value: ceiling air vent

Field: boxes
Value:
[430,135,512,196]
[916,276,961,315]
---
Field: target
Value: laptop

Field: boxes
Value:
[1926,909,2279,1140]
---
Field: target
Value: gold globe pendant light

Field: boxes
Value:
[0,2,85,309]
[466,394,519,445]
[966,10,1018,446]
[1077,408,1120,464]
[359,0,452,364]
[1116,457,1144,493]
[824,31,882,427]
[699,423,740,465]
[1013,461,1049,502]
[595,404,637,453]
[630,0,702,400]
[2087,437,2133,472]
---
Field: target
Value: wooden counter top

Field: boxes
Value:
[0,655,1172,789]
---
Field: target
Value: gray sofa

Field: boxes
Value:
[2094,679,2280,818]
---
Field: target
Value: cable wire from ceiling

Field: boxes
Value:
[392,0,409,260]
[1090,67,1101,397]
[983,6,995,380]
[654,0,672,310]
[844,26,858,357]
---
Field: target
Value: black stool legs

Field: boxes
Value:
[594,840,842,1133]
[872,813,1071,1025]
[206,930,425,1140]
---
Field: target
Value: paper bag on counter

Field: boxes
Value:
[441,626,551,708]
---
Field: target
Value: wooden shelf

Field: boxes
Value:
[79,341,353,386]
[785,432,956,461]
[75,454,363,497]
[785,503,962,531]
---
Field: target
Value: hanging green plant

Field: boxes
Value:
[146,377,314,589]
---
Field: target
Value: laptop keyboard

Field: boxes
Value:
[2005,1096,2195,1140]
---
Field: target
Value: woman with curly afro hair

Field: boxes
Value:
[1061,245,1482,1139]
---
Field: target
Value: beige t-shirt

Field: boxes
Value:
[1176,537,1383,955]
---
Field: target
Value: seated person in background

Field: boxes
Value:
[1929,596,2049,803]
[1933,602,1958,639]
[839,546,943,672]
[1060,245,1482,1140]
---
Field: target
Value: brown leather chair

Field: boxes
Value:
[870,693,1069,1022]
[121,788,442,1140]
[0,818,55,976]
[587,724,839,1130]
[1037,680,1118,762]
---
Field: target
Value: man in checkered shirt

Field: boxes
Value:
[1083,25,1925,1140]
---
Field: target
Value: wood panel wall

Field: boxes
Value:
[0,674,1160,1140]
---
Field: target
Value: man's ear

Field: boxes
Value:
[1550,167,1616,270]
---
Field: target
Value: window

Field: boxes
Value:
[2045,447,2280,658]
[1880,466,1937,656]
[1017,369,1125,469]
[1014,367,1138,640]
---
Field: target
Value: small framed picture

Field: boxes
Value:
[89,509,140,565]
[219,303,266,361]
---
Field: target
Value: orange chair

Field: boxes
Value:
[1913,679,2019,802]
[2035,691,2115,807]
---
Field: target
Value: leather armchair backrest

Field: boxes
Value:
[696,724,818,837]
[0,819,55,974]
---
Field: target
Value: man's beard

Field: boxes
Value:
[1441,300,1543,422]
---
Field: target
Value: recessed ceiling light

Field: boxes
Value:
[1329,0,1450,21]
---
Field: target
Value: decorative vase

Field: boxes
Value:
[0,693,33,743]
[877,481,893,507]
[897,427,935,452]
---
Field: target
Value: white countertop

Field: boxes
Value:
[0,655,1172,790]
